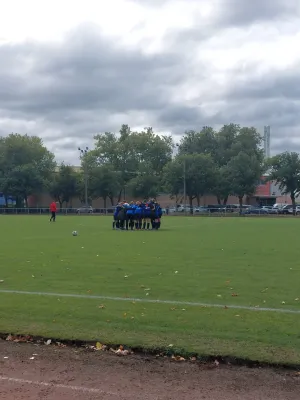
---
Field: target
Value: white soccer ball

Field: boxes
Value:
[72,231,78,236]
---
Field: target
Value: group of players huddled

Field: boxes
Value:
[113,199,163,230]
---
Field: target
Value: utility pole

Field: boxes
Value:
[176,143,187,216]
[78,147,89,206]
[183,158,187,216]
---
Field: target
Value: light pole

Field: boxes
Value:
[78,147,89,207]
[183,158,187,215]
[176,143,187,215]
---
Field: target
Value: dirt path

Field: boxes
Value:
[0,341,299,400]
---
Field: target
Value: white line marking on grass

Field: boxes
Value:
[0,289,300,314]
[0,376,119,396]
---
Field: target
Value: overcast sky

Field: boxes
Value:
[1,0,300,163]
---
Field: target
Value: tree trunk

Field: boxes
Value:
[109,196,114,206]
[117,189,123,202]
[291,194,296,216]
[103,196,107,212]
[238,196,243,215]
[223,195,228,205]
[196,194,200,206]
[24,195,28,208]
[217,196,221,205]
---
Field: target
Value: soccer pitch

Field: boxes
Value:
[0,215,300,364]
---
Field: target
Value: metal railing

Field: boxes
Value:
[0,207,294,216]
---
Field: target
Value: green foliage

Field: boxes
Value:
[164,154,217,206]
[166,124,264,205]
[89,165,122,206]
[49,163,79,207]
[224,152,263,209]
[267,152,300,209]
[128,174,160,200]
[0,123,276,207]
[0,133,56,206]
[87,125,173,201]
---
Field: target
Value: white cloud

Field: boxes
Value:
[1,0,300,162]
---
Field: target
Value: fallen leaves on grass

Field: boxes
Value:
[110,345,133,356]
[6,334,33,343]
[171,355,185,361]
[98,304,105,309]
[261,288,268,293]
[231,293,238,297]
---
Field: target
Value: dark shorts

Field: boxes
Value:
[150,211,156,220]
[113,215,118,221]
[135,214,142,220]
[51,211,56,217]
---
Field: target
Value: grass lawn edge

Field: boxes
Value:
[1,332,300,371]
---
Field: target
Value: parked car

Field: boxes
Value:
[242,207,268,215]
[261,206,278,214]
[76,206,94,214]
[193,206,209,214]
[279,205,300,215]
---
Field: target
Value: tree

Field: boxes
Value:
[0,164,45,207]
[49,164,79,208]
[127,174,160,200]
[0,134,56,206]
[224,152,264,212]
[177,126,218,157]
[164,154,217,207]
[89,165,122,207]
[267,152,300,214]
[211,166,233,205]
[87,125,173,202]
[177,124,264,205]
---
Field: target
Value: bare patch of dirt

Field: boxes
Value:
[0,340,300,400]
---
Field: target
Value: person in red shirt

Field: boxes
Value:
[50,201,57,222]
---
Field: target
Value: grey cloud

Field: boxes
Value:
[228,67,300,101]
[216,0,300,27]
[0,24,187,120]
[1,15,300,162]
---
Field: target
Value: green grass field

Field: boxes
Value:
[0,215,300,364]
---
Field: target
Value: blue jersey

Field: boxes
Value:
[114,205,122,217]
[140,203,146,217]
[144,204,151,217]
[155,204,162,218]
[134,205,142,215]
[126,204,136,215]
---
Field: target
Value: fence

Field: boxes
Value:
[0,207,296,217]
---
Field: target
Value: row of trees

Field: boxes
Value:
[0,126,300,209]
